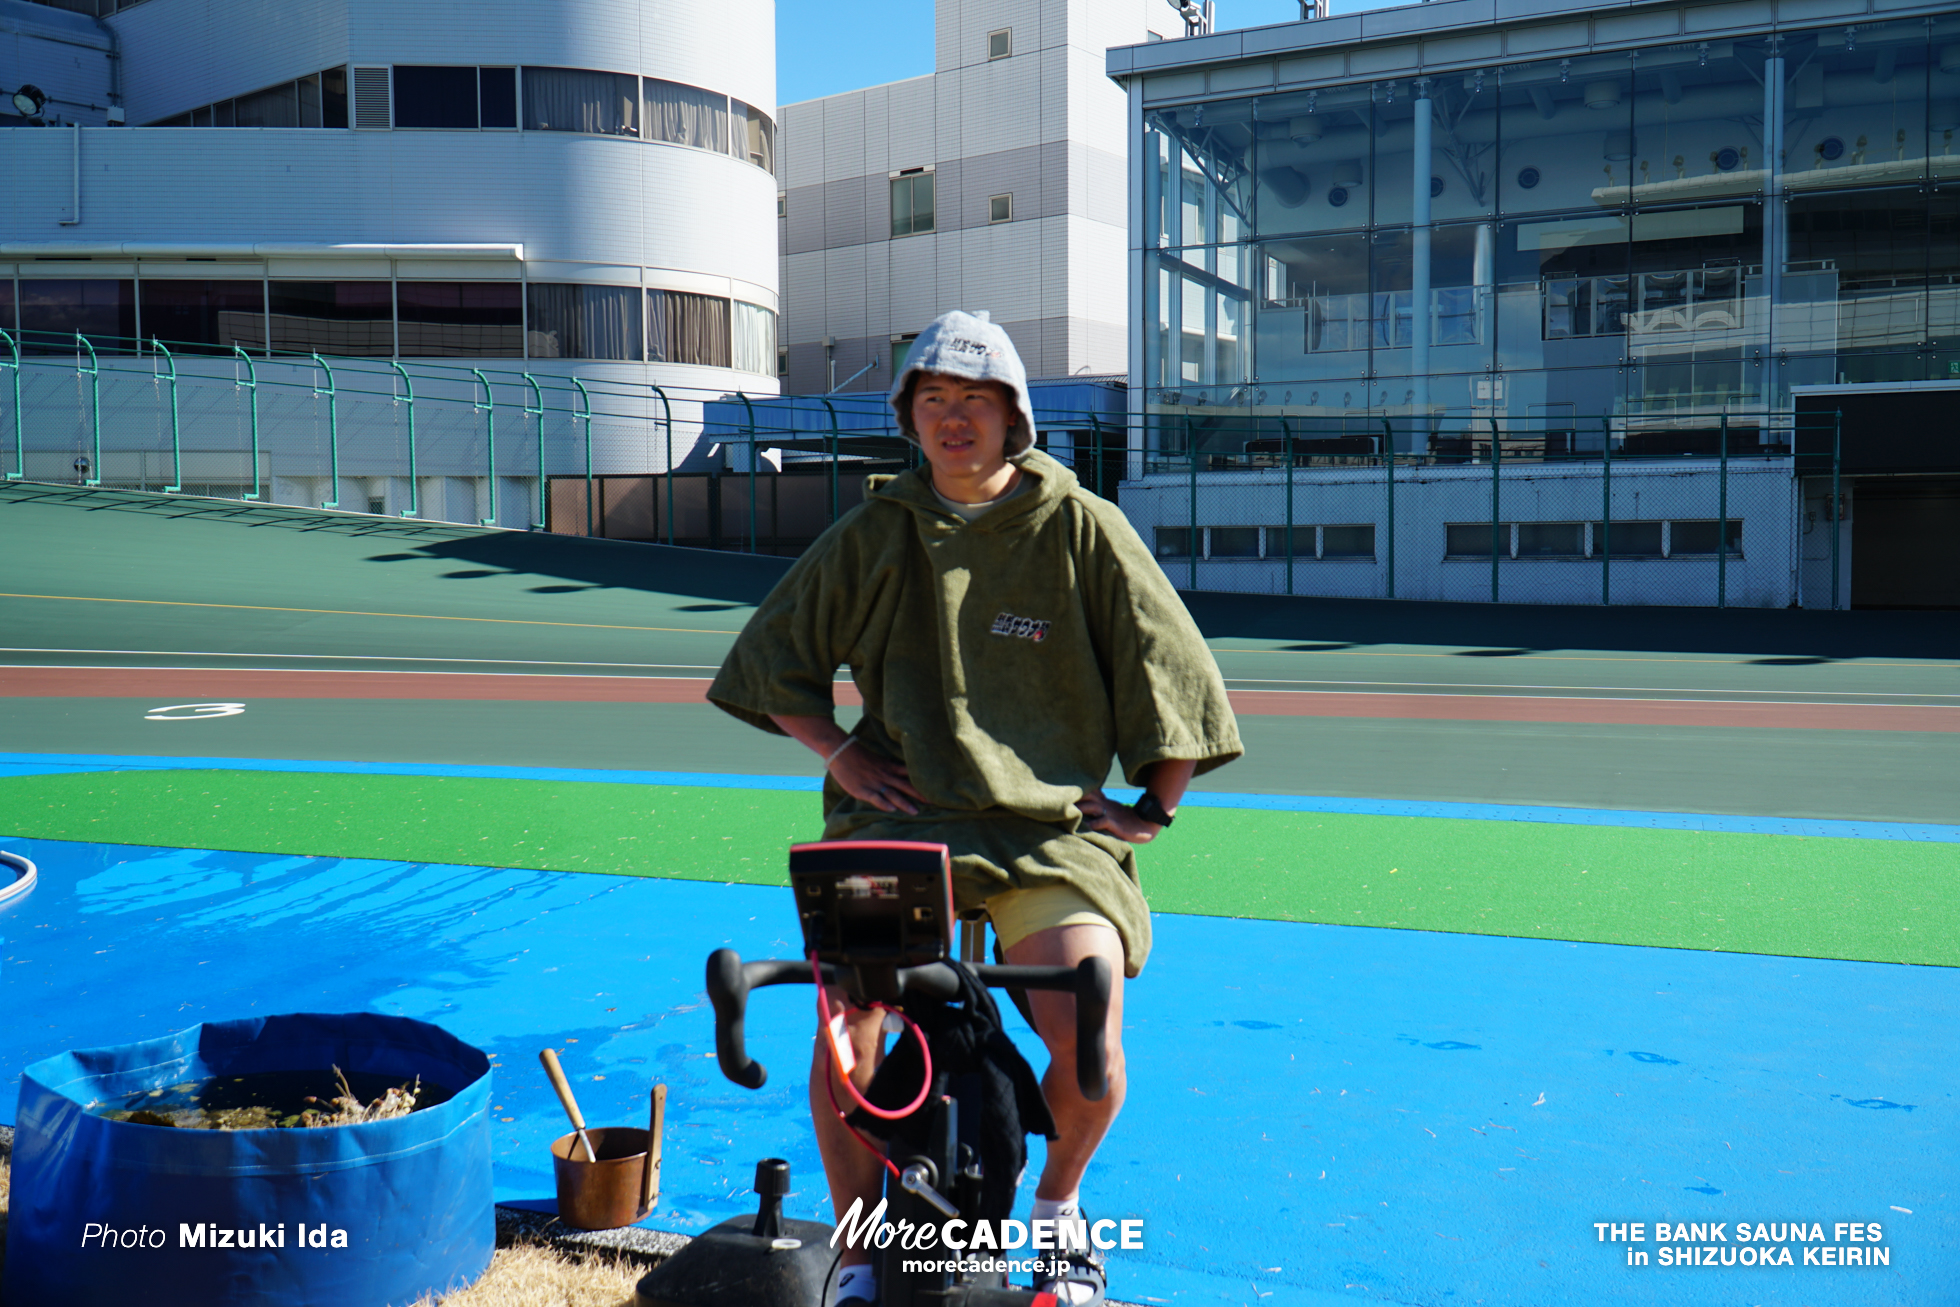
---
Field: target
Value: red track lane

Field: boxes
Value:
[2,667,1955,732]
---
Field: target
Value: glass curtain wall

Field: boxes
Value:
[1140,15,1960,446]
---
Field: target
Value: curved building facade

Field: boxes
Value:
[0,0,778,524]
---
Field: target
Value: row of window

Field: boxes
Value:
[146,67,349,129]
[148,64,775,171]
[0,279,777,370]
[873,171,1014,239]
[1152,519,1743,560]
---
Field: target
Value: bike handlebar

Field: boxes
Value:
[706,949,1112,1102]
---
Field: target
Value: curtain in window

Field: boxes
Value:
[731,301,776,375]
[647,290,731,367]
[527,284,642,360]
[645,79,727,152]
[728,100,775,170]
[524,67,639,136]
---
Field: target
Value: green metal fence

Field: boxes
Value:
[0,328,1847,608]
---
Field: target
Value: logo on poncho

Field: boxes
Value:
[990,611,1049,643]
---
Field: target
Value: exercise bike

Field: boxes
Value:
[636,840,1112,1307]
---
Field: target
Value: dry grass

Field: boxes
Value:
[0,1136,641,1307]
[409,1242,643,1307]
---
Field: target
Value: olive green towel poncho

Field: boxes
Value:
[707,449,1242,976]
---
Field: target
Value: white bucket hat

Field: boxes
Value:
[887,310,1039,459]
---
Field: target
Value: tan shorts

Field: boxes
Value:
[984,882,1114,953]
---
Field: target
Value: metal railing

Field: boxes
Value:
[0,331,1847,607]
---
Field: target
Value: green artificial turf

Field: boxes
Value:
[4,769,1955,967]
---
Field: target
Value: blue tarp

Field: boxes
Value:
[5,1012,493,1307]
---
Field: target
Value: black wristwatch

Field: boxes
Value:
[1131,791,1175,829]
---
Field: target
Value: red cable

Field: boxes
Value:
[812,953,936,1175]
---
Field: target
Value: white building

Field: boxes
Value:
[775,0,1165,395]
[0,0,780,525]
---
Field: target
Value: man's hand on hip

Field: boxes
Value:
[1076,791,1163,844]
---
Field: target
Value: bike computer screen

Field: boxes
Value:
[788,841,953,968]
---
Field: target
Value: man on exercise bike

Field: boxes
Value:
[709,309,1241,1307]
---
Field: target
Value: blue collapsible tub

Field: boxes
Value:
[4,1012,494,1307]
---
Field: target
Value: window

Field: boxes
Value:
[1445,523,1509,557]
[527,284,643,360]
[525,67,639,136]
[234,81,299,127]
[1155,526,1193,559]
[989,193,1012,224]
[479,68,516,129]
[0,280,14,336]
[1265,525,1375,558]
[777,345,789,377]
[1322,524,1375,558]
[392,66,480,129]
[891,170,934,238]
[644,78,726,151]
[732,98,775,171]
[1209,527,1260,558]
[1595,522,1664,557]
[147,66,347,128]
[396,282,523,357]
[18,280,135,354]
[892,333,918,375]
[646,289,730,367]
[1666,519,1742,556]
[731,301,777,375]
[267,282,392,356]
[1516,522,1585,557]
[777,193,787,219]
[987,29,1011,59]
[137,280,265,354]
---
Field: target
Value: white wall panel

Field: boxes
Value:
[820,90,866,185]
[882,76,935,176]
[888,234,937,328]
[823,244,869,339]
[957,57,1040,158]
[784,251,828,342]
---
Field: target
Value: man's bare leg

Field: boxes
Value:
[810,998,888,1270]
[1001,922,1128,1200]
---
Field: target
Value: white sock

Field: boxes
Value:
[835,1264,877,1304]
[1031,1194,1088,1250]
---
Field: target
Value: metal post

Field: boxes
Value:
[573,377,594,537]
[152,338,181,492]
[524,372,545,530]
[1600,416,1612,606]
[1281,415,1294,596]
[233,346,262,500]
[1830,411,1842,611]
[471,367,496,526]
[1382,418,1396,600]
[1489,416,1501,603]
[0,329,19,480]
[311,353,339,509]
[738,391,758,553]
[649,383,674,546]
[389,360,417,517]
[1717,412,1728,609]
[76,333,100,485]
[820,397,841,528]
[1185,416,1198,591]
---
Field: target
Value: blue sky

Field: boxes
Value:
[777,1,1329,106]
